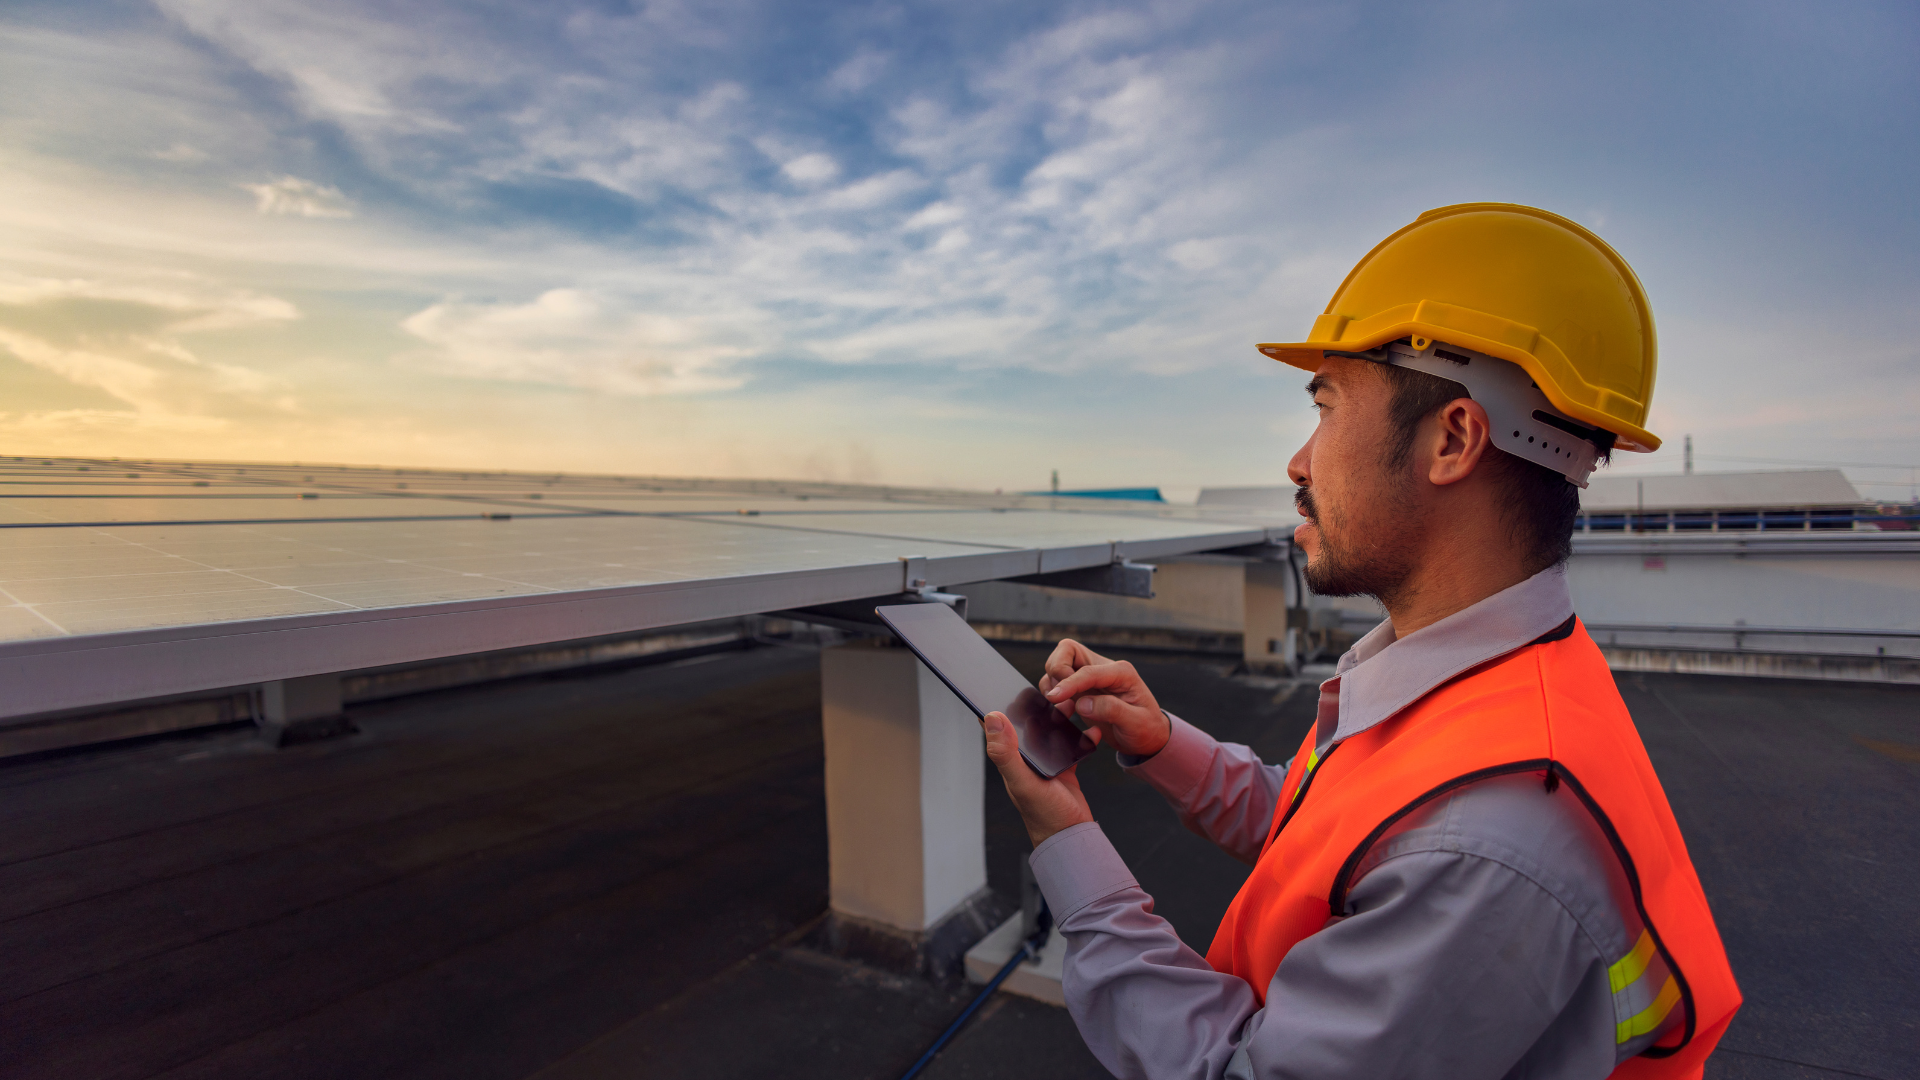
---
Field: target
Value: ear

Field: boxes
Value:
[1425,397,1494,487]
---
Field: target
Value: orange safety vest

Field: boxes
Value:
[1207,619,1741,1077]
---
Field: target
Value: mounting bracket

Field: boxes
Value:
[1009,559,1156,599]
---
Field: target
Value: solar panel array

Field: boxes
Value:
[0,458,1295,718]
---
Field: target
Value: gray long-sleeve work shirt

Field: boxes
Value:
[1028,567,1681,1079]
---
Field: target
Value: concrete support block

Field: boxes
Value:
[1242,560,1296,673]
[816,639,1005,979]
[258,673,351,746]
[964,915,1067,1005]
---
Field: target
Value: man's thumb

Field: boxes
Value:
[982,712,1015,760]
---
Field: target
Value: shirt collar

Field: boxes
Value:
[1317,565,1574,751]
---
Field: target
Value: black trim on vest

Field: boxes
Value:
[1547,765,1697,1057]
[1528,613,1578,646]
[1325,759,1552,917]
[1322,760,1698,1058]
[1262,741,1342,855]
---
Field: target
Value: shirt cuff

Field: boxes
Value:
[1028,821,1138,922]
[1117,712,1219,804]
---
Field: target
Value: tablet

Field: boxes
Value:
[876,603,1098,778]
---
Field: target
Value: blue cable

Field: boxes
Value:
[898,903,1052,1080]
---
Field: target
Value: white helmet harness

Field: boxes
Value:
[1325,339,1617,488]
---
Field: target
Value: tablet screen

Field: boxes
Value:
[875,603,1097,778]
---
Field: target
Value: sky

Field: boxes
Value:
[2,0,1917,499]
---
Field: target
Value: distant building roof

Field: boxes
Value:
[1196,485,1294,509]
[1580,470,1864,512]
[1026,487,1165,502]
[1200,471,1866,515]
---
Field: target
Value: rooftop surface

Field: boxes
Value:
[1,642,1912,1079]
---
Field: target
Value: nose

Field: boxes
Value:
[1287,427,1315,487]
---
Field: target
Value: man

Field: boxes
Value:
[979,204,1740,1079]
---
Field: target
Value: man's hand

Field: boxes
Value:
[982,711,1097,847]
[1039,639,1171,759]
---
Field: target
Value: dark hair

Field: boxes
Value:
[1374,362,1586,571]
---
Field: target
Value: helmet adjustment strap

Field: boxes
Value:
[1326,339,1611,488]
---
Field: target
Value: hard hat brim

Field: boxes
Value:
[1257,318,1661,454]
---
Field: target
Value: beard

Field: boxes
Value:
[1295,484,1418,606]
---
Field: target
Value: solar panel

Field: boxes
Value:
[0,458,1296,718]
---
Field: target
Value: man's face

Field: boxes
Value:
[1287,357,1421,601]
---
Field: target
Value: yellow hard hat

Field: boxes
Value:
[1258,203,1660,452]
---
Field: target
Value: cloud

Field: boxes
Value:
[0,330,161,403]
[141,0,1286,364]
[2,0,1914,490]
[0,272,297,431]
[115,2,1298,387]
[903,201,964,231]
[828,48,887,93]
[154,0,481,128]
[244,175,354,217]
[0,325,284,420]
[401,289,750,395]
[0,275,299,329]
[781,152,840,184]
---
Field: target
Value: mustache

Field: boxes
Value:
[1294,486,1316,521]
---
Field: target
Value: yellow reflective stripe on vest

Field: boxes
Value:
[1608,929,1683,1045]
[1616,976,1681,1044]
[1609,929,1656,993]
[1288,747,1323,807]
